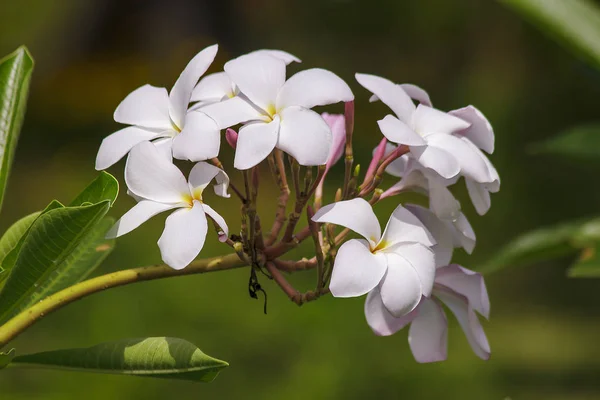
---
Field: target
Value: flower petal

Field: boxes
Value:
[113,84,172,130]
[377,115,426,146]
[188,161,230,198]
[404,204,455,267]
[452,212,476,253]
[355,73,415,122]
[427,175,461,221]
[410,144,460,179]
[449,105,494,154]
[393,243,436,297]
[277,68,354,110]
[190,71,233,103]
[466,178,491,216]
[234,117,280,170]
[224,52,285,111]
[330,239,387,297]
[321,113,346,169]
[153,137,174,161]
[312,198,381,244]
[106,200,179,238]
[169,44,218,128]
[248,49,301,64]
[158,200,208,270]
[365,287,417,336]
[379,204,436,247]
[400,83,432,107]
[412,105,471,136]
[278,107,331,166]
[95,126,160,170]
[379,253,423,317]
[426,134,493,183]
[435,265,490,318]
[202,203,229,242]
[125,141,190,203]
[408,297,448,363]
[435,287,491,360]
[172,112,220,161]
[200,95,265,129]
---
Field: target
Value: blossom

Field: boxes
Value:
[312,198,436,316]
[190,49,301,108]
[356,73,496,181]
[314,113,346,202]
[106,141,230,270]
[96,45,220,170]
[202,52,354,169]
[365,264,490,363]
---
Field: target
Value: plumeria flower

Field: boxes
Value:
[365,264,490,363]
[356,73,496,182]
[106,141,230,270]
[315,113,346,202]
[95,45,220,170]
[190,49,301,109]
[201,52,354,169]
[313,198,436,317]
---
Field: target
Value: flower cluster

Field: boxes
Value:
[96,45,498,363]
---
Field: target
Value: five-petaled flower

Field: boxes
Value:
[312,198,436,317]
[96,44,220,170]
[106,141,230,270]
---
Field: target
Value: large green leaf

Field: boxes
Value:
[10,337,228,382]
[480,217,600,274]
[0,47,34,213]
[501,0,600,70]
[69,171,119,207]
[529,123,600,159]
[0,212,40,266]
[0,201,111,322]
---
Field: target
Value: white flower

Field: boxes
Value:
[201,52,354,169]
[189,49,301,108]
[365,264,490,363]
[312,198,436,317]
[96,45,220,170]
[106,141,230,270]
[356,73,496,181]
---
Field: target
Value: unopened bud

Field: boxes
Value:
[335,188,342,202]
[353,164,361,178]
[226,128,238,149]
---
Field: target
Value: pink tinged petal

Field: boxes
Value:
[404,204,455,267]
[377,115,426,146]
[234,116,280,170]
[379,253,423,317]
[400,83,432,107]
[276,68,354,110]
[321,113,346,168]
[366,138,388,179]
[158,200,208,270]
[278,107,332,166]
[200,96,265,129]
[312,198,381,244]
[379,204,436,247]
[95,126,160,170]
[466,178,491,216]
[169,44,219,129]
[435,287,491,360]
[384,153,411,178]
[426,134,492,183]
[226,128,238,148]
[224,53,285,111]
[365,288,417,336]
[329,239,387,297]
[408,297,448,363]
[113,84,172,130]
[188,162,230,198]
[106,201,179,239]
[248,49,301,64]
[202,203,229,242]
[172,112,220,161]
[435,265,490,318]
[452,212,476,253]
[411,104,470,137]
[449,105,494,154]
[410,144,460,179]
[379,169,428,200]
[355,73,416,122]
[427,176,461,221]
[190,71,233,103]
[393,243,436,297]
[125,141,190,203]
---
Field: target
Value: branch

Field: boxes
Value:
[265,151,290,246]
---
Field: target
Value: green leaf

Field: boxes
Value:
[0,46,34,214]
[0,201,110,322]
[480,217,600,274]
[568,246,600,278]
[10,337,228,382]
[529,123,600,159]
[0,212,40,264]
[0,348,14,369]
[69,171,119,207]
[500,0,600,70]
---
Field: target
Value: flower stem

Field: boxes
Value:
[0,253,247,350]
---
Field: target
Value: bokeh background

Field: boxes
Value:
[1,0,600,399]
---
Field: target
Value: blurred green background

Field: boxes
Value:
[2,0,600,398]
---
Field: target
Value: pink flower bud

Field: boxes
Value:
[226,128,238,149]
[321,113,346,170]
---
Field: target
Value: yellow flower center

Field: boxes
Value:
[182,187,204,207]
